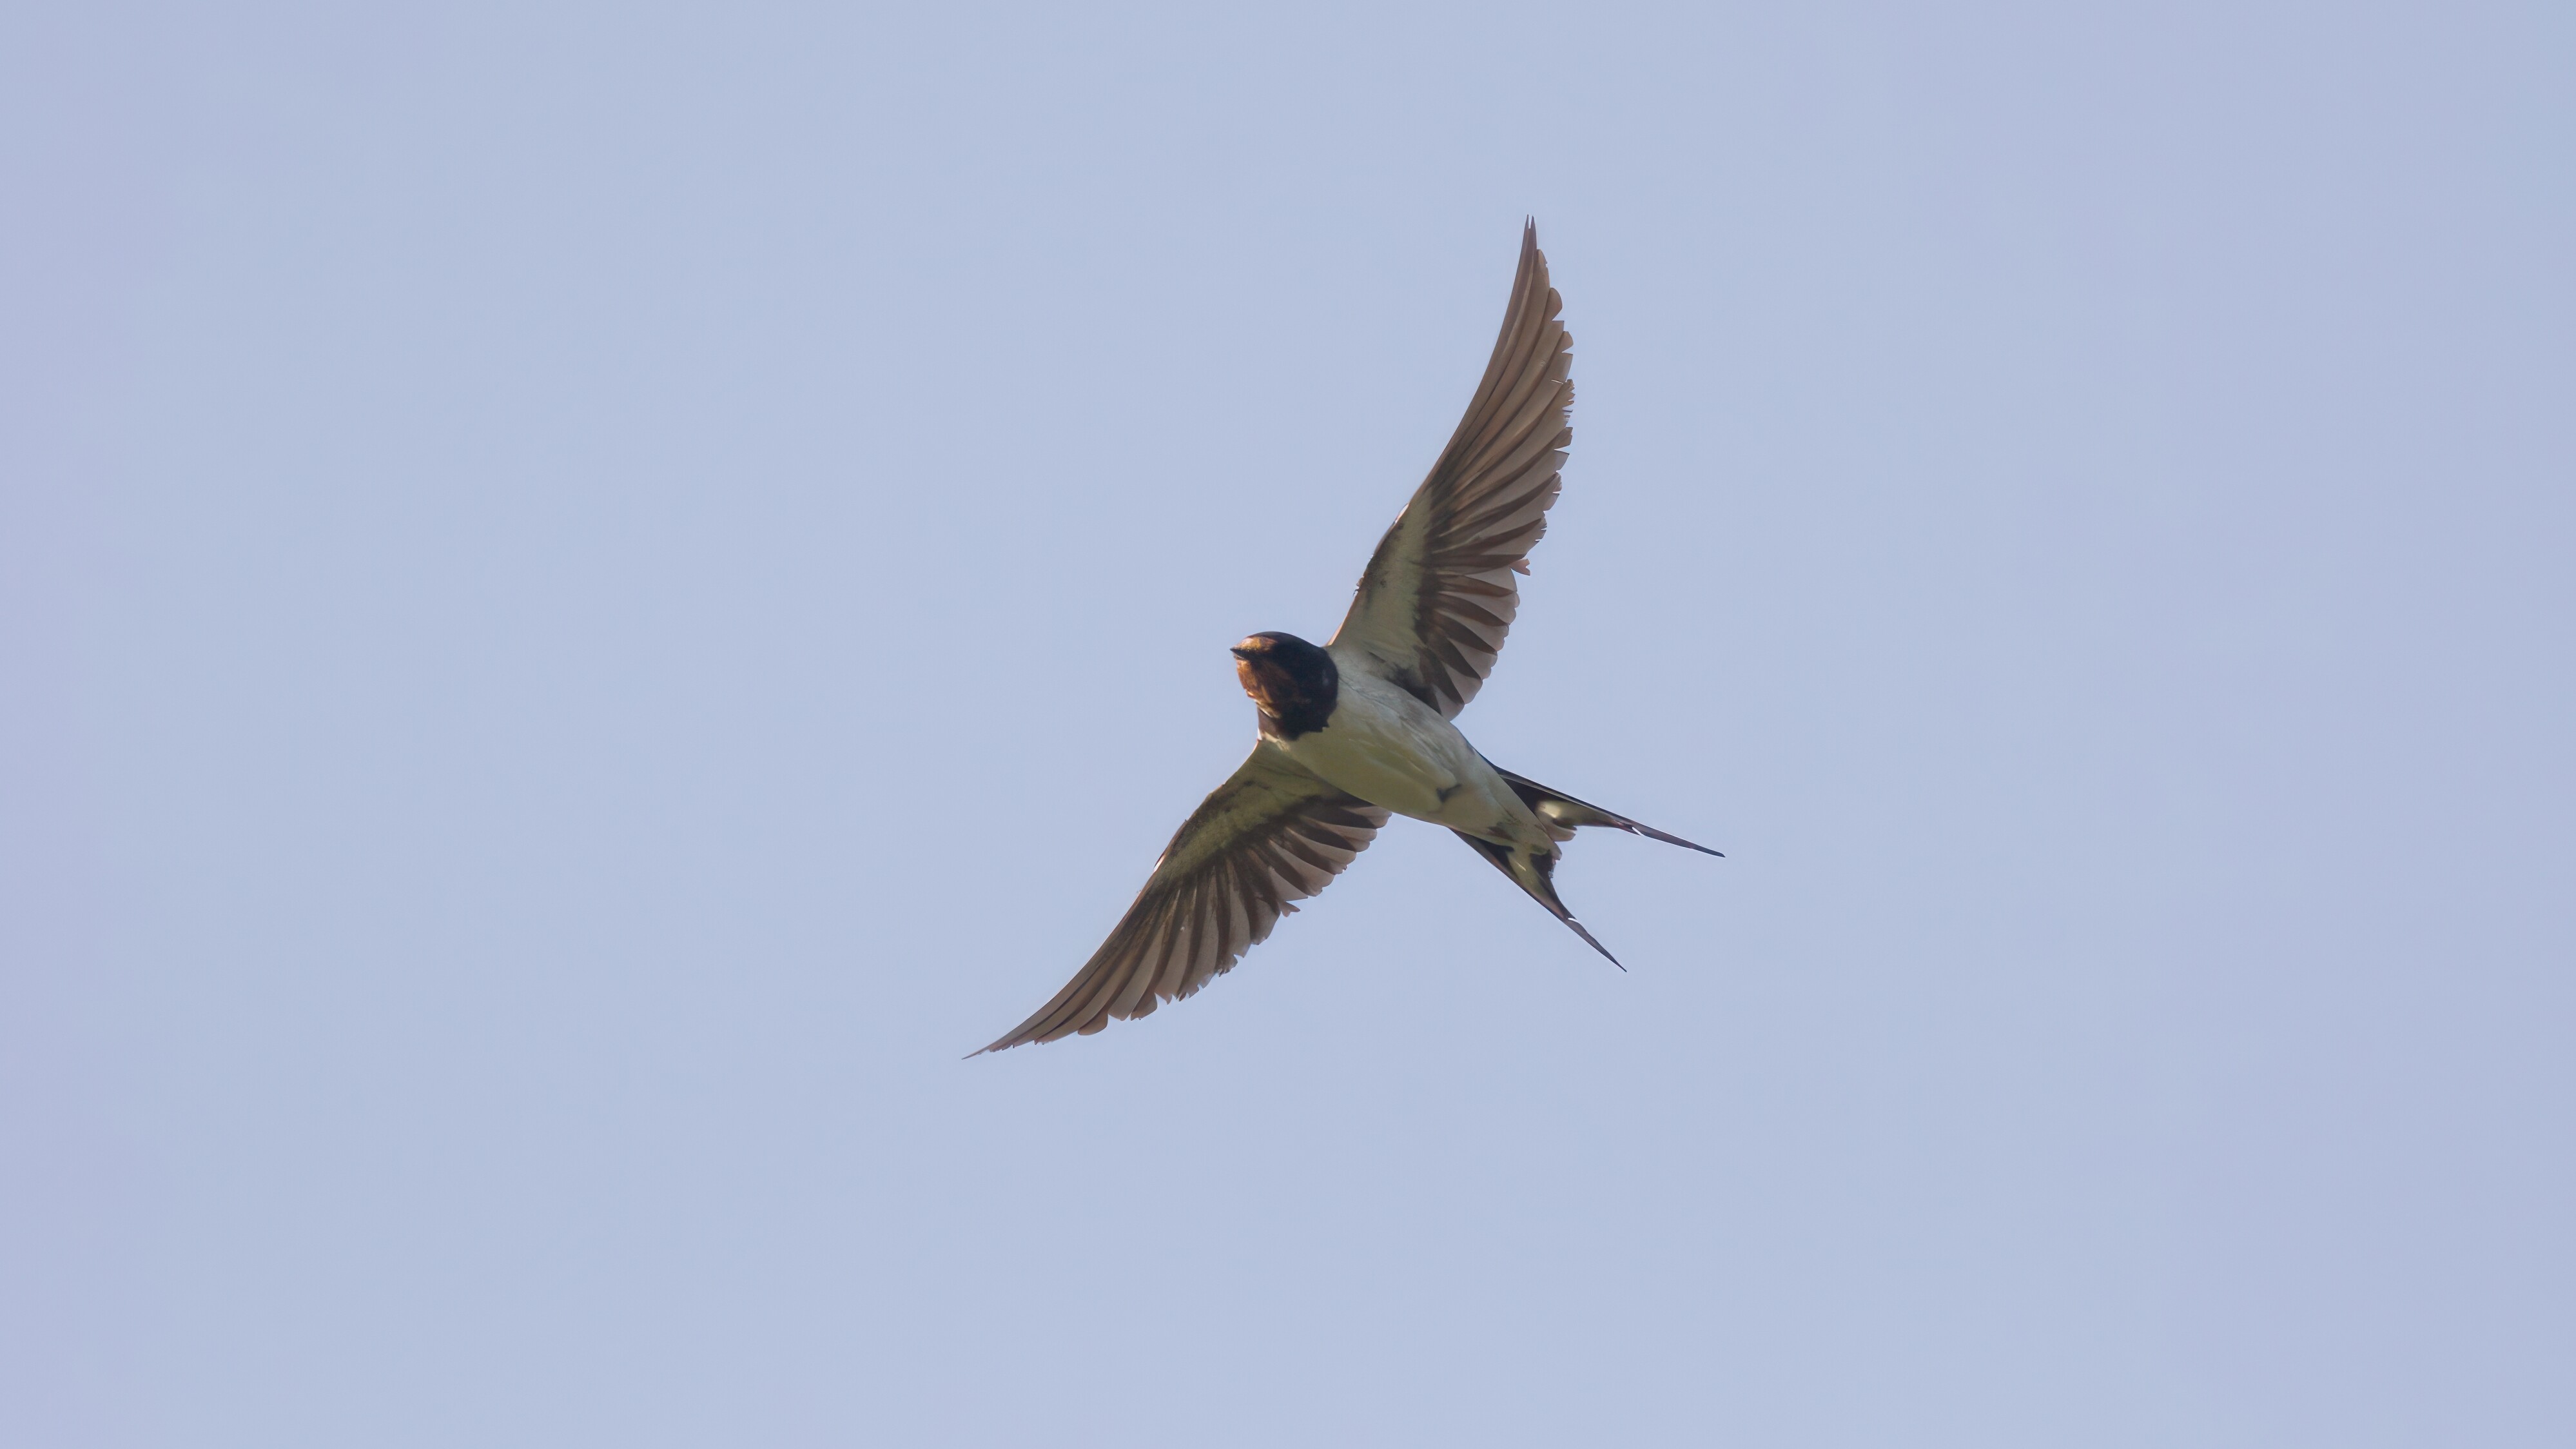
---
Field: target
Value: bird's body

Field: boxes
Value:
[1271,653,1538,847]
[977,222,1719,1054]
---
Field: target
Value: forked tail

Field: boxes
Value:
[1454,767,1721,967]
[1492,767,1723,856]
[1452,832,1625,968]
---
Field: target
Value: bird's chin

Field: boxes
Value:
[1235,658,1278,713]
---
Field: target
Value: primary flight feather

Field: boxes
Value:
[979,222,1719,1054]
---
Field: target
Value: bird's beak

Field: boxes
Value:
[1229,645,1254,660]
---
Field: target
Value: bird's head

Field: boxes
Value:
[1231,631,1338,736]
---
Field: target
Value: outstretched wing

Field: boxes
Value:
[1330,221,1574,718]
[977,745,1389,1053]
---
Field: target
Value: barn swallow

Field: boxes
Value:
[978,222,1718,1053]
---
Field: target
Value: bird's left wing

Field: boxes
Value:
[977,744,1389,1053]
[1331,221,1573,718]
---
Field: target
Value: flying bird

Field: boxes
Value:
[979,222,1718,1054]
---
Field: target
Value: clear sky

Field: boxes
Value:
[7,3,2570,1445]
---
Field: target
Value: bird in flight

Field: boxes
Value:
[978,222,1718,1054]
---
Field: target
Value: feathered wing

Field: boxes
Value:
[1331,221,1574,718]
[976,745,1389,1053]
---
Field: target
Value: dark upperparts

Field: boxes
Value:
[1231,631,1338,740]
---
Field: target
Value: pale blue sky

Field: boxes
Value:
[7,3,2571,1445]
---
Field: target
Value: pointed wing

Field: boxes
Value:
[1330,221,1574,718]
[977,744,1389,1053]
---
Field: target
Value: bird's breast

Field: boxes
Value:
[1273,675,1519,834]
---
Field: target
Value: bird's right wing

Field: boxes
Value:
[976,744,1389,1053]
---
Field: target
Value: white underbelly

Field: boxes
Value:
[1277,681,1525,838]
